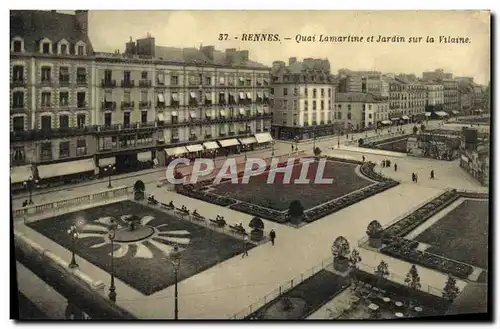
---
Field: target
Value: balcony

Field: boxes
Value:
[59,77,70,86]
[139,101,151,109]
[101,79,116,88]
[139,80,152,88]
[121,80,135,88]
[101,101,117,111]
[11,79,26,87]
[59,102,70,108]
[96,122,157,133]
[77,77,87,86]
[77,102,87,109]
[11,104,26,113]
[40,79,52,86]
[219,133,226,137]
[121,101,135,110]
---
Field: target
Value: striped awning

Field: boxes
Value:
[186,144,204,152]
[401,116,410,120]
[239,137,257,145]
[381,120,392,125]
[435,111,449,117]
[452,110,460,114]
[218,139,240,147]
[203,141,219,149]
[390,117,400,121]
[165,147,188,156]
[137,151,152,162]
[39,158,95,179]
[254,132,273,144]
[10,165,32,184]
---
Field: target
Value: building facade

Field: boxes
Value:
[334,92,389,131]
[362,75,390,98]
[270,58,336,140]
[388,79,427,123]
[10,10,272,188]
[422,69,453,81]
[425,83,444,106]
[442,79,459,113]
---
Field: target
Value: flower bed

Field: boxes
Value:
[383,189,460,237]
[229,202,287,223]
[176,185,236,207]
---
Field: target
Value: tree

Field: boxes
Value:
[349,249,362,269]
[133,180,146,200]
[249,216,264,232]
[404,264,422,290]
[358,138,364,147]
[313,146,322,157]
[413,126,418,134]
[288,200,304,218]
[442,275,460,302]
[366,220,383,238]
[374,260,390,283]
[331,236,351,259]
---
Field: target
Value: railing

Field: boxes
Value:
[13,186,129,219]
[230,257,333,319]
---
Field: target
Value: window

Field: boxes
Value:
[141,90,148,102]
[76,139,86,156]
[304,100,308,110]
[313,89,317,98]
[124,91,131,103]
[59,67,69,83]
[12,146,25,163]
[41,115,52,130]
[59,115,69,128]
[13,66,24,81]
[284,100,288,109]
[270,88,274,95]
[77,68,86,83]
[123,112,130,126]
[41,92,51,107]
[59,92,69,106]
[59,141,70,158]
[321,88,324,97]
[347,112,352,120]
[104,70,112,82]
[141,71,148,79]
[141,111,148,123]
[205,76,211,85]
[13,117,24,131]
[41,142,52,161]
[13,40,22,52]
[77,92,86,108]
[42,42,50,54]
[368,113,373,119]
[171,75,178,86]
[124,71,131,83]
[283,88,288,96]
[348,104,351,111]
[304,88,308,97]
[41,67,51,81]
[104,113,112,126]
[77,114,86,128]
[320,100,324,110]
[77,45,84,56]
[61,44,68,54]
[13,91,24,108]
[338,112,342,120]
[293,100,297,109]
[313,101,317,110]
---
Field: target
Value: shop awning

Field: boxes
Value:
[452,110,460,114]
[39,158,95,179]
[255,132,273,144]
[10,165,32,184]
[239,108,246,115]
[390,117,400,121]
[477,109,483,112]
[190,92,197,98]
[220,109,226,116]
[171,111,178,117]
[205,111,212,117]
[99,157,115,167]
[401,116,410,120]
[246,92,252,99]
[264,92,270,98]
[186,144,204,152]
[157,113,165,121]
[239,92,245,99]
[435,111,449,117]
[203,141,219,149]
[381,120,392,125]
[190,111,197,118]
[165,146,188,156]
[137,151,152,162]
[157,94,164,103]
[425,112,432,117]
[218,139,240,147]
[171,93,178,101]
[239,137,257,145]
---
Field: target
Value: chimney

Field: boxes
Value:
[225,48,237,62]
[238,50,249,62]
[200,46,215,60]
[288,57,297,65]
[75,10,89,35]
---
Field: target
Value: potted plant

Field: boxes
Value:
[331,236,351,273]
[313,146,322,158]
[288,200,305,225]
[133,180,145,200]
[358,138,364,147]
[248,216,264,241]
[366,220,384,248]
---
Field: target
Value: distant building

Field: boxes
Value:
[362,75,390,98]
[460,145,489,186]
[388,79,427,123]
[270,57,336,140]
[425,82,445,106]
[334,92,389,131]
[422,69,453,81]
[442,79,459,114]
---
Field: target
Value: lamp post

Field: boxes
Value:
[108,219,117,302]
[103,164,116,189]
[243,144,248,160]
[294,136,299,154]
[67,225,79,269]
[271,140,275,156]
[23,176,39,205]
[170,246,182,320]
[312,131,317,150]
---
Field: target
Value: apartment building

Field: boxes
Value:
[442,79,459,114]
[422,69,453,81]
[458,81,473,114]
[424,82,444,106]
[270,57,336,140]
[10,10,272,187]
[362,75,389,98]
[334,92,389,131]
[388,79,427,123]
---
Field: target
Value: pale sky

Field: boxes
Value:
[84,10,490,85]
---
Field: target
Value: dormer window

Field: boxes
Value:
[75,41,86,56]
[58,39,69,55]
[61,44,67,54]
[11,36,24,53]
[39,37,52,54]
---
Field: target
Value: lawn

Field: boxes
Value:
[415,200,489,269]
[28,200,253,295]
[247,270,350,319]
[210,160,373,211]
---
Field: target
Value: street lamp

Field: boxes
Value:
[108,219,118,302]
[103,164,116,189]
[67,225,80,269]
[271,140,275,156]
[243,144,248,160]
[23,176,39,205]
[170,246,182,320]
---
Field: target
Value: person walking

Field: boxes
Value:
[269,229,276,246]
[394,163,398,172]
[412,172,415,182]
[362,155,365,163]
[241,235,249,258]
[430,170,435,179]
[291,144,294,152]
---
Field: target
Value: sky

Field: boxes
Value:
[82,10,490,85]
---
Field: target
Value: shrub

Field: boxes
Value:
[404,264,422,290]
[332,236,351,259]
[133,180,145,200]
[442,275,460,302]
[358,138,364,146]
[313,146,322,157]
[288,200,304,218]
[375,260,390,280]
[366,220,383,238]
[249,216,264,232]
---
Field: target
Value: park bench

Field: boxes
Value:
[191,212,205,221]
[228,224,246,235]
[209,218,226,228]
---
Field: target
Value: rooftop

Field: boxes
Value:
[336,92,384,103]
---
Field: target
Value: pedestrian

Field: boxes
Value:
[269,229,276,246]
[362,155,365,162]
[394,163,398,172]
[241,235,249,258]
[22,199,28,207]
[291,144,294,152]
[412,172,415,182]
[430,170,434,179]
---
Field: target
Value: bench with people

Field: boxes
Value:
[160,200,175,210]
[147,195,159,206]
[209,215,226,228]
[228,222,247,236]
[191,209,205,221]
[175,205,190,216]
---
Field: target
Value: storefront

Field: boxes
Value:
[136,151,154,170]
[238,136,258,153]
[254,132,273,150]
[164,146,189,164]
[39,158,96,183]
[185,144,204,160]
[202,141,220,158]
[217,138,241,155]
[10,165,33,185]
[401,115,410,124]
